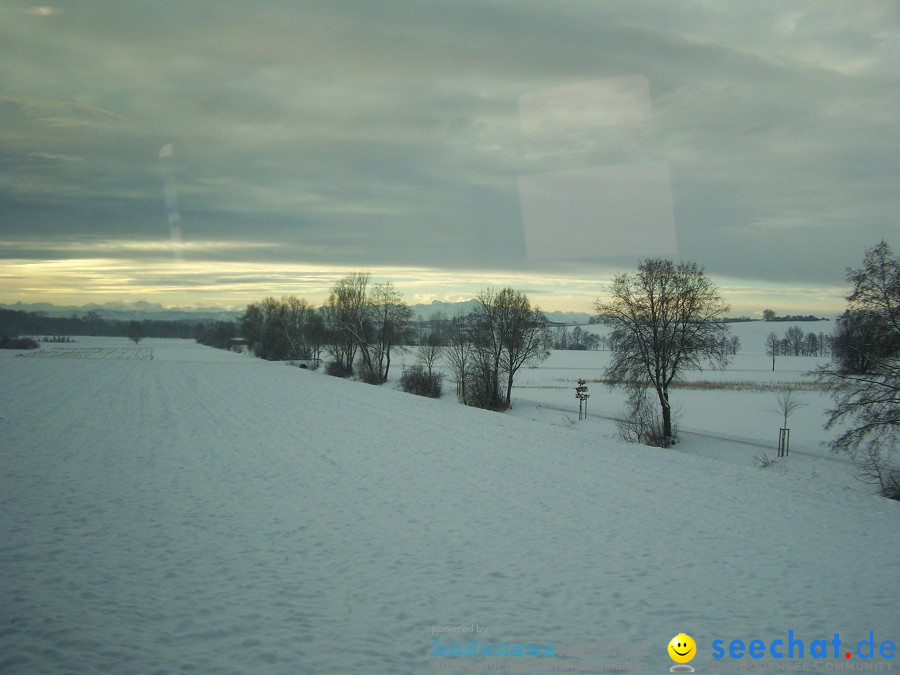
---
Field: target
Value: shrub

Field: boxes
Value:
[615,387,673,448]
[196,321,237,351]
[325,360,354,378]
[882,472,900,501]
[461,368,507,410]
[0,335,39,350]
[754,451,778,468]
[855,445,900,501]
[400,366,443,398]
[359,364,384,385]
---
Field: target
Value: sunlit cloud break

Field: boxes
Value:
[22,6,63,17]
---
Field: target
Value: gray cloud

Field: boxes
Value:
[1,0,898,311]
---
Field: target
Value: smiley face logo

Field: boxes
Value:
[668,633,696,664]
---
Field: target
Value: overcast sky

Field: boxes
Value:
[1,1,898,314]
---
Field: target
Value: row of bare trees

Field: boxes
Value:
[238,275,551,409]
[240,296,324,362]
[239,274,413,384]
[764,326,834,370]
[238,260,728,429]
[551,325,604,351]
[232,248,897,499]
[234,248,898,498]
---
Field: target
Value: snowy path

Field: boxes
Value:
[2,339,898,673]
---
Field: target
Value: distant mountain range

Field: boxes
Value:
[1,299,596,325]
[408,299,593,325]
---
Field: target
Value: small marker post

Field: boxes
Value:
[575,379,590,420]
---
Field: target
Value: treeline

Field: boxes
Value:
[765,325,834,359]
[550,325,603,350]
[0,335,39,350]
[194,321,239,351]
[549,325,740,354]
[762,309,827,322]
[234,273,551,410]
[0,309,210,340]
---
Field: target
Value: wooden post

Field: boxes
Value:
[777,428,790,457]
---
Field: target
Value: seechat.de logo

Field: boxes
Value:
[670,633,697,672]
[711,631,895,661]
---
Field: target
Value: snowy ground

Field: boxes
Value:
[1,334,898,673]
[504,349,860,494]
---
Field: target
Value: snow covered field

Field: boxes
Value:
[1,333,898,673]
[504,349,858,493]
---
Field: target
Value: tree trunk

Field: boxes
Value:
[659,388,672,443]
[358,342,374,378]
[492,356,502,408]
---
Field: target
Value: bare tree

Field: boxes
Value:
[771,388,806,457]
[445,312,474,404]
[240,297,283,358]
[804,331,819,358]
[765,332,779,372]
[416,329,443,378]
[401,322,445,398]
[469,287,550,410]
[279,295,318,359]
[832,310,897,374]
[321,272,369,373]
[774,389,806,429]
[240,296,323,361]
[571,325,583,349]
[785,325,804,356]
[469,288,506,409]
[126,320,143,344]
[497,289,551,407]
[847,240,900,334]
[556,325,569,350]
[595,259,732,445]
[815,241,900,497]
[365,282,413,383]
[320,274,412,382]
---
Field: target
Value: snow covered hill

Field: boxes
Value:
[1,339,897,673]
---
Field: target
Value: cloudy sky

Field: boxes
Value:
[1,1,898,314]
